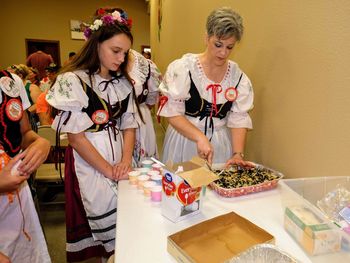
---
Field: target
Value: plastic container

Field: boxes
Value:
[128,171,141,185]
[282,177,350,255]
[143,181,157,196]
[141,159,153,169]
[151,186,162,202]
[137,175,150,190]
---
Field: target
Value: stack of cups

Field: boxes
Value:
[148,170,162,186]
[128,170,141,186]
[151,163,162,172]
[141,159,153,169]
[133,158,164,202]
[137,175,150,190]
[143,181,157,196]
[151,186,162,202]
[137,167,151,175]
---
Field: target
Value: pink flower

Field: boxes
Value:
[102,15,114,25]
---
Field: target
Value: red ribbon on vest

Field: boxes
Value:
[206,84,222,117]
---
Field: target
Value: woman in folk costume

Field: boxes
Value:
[158,7,254,166]
[46,7,141,262]
[0,69,51,262]
[128,49,161,165]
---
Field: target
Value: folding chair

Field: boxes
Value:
[34,125,68,205]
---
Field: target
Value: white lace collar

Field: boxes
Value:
[74,70,133,102]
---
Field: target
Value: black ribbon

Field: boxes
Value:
[199,103,215,141]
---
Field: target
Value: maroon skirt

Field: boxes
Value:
[65,146,113,262]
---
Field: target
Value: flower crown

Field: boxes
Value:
[83,8,132,39]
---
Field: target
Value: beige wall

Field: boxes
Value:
[150,0,350,178]
[0,0,149,68]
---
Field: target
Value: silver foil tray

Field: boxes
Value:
[226,244,301,263]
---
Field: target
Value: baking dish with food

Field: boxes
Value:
[210,163,284,197]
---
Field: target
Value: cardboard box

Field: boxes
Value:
[167,212,274,263]
[284,205,341,255]
[161,157,218,222]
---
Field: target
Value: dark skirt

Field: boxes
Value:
[65,146,113,262]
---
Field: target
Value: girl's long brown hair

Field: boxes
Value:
[50,8,143,122]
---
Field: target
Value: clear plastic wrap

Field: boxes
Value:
[317,185,350,222]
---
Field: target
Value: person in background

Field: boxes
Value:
[63,51,76,66]
[28,67,41,86]
[128,49,161,165]
[158,7,254,167]
[40,63,59,92]
[141,50,151,60]
[0,68,51,262]
[26,44,54,80]
[46,7,141,262]
[37,64,59,125]
[11,64,42,131]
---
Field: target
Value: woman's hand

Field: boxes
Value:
[196,134,214,164]
[224,153,254,168]
[112,159,132,181]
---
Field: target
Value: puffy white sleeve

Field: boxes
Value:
[46,72,94,133]
[158,59,191,117]
[227,72,254,129]
[12,73,31,110]
[145,60,162,106]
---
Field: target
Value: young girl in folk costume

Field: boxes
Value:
[46,7,140,262]
[0,69,51,263]
[158,7,254,167]
[128,49,161,164]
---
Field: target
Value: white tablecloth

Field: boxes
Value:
[115,180,350,263]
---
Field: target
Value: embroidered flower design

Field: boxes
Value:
[57,78,73,98]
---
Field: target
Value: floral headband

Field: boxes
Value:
[84,8,132,39]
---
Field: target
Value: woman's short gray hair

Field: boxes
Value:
[206,7,244,41]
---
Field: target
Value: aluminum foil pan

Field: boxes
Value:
[226,244,300,263]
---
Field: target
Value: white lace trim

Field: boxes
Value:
[66,236,114,253]
[74,70,133,102]
[182,53,244,103]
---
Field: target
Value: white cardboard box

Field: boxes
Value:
[161,157,218,223]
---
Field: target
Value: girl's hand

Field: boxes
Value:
[112,160,132,181]
[0,251,10,263]
[18,137,50,175]
[0,153,30,193]
[196,134,214,164]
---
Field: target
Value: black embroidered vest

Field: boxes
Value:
[77,76,130,132]
[185,72,233,120]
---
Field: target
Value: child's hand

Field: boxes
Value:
[0,153,29,193]
[112,160,132,181]
[0,251,10,263]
